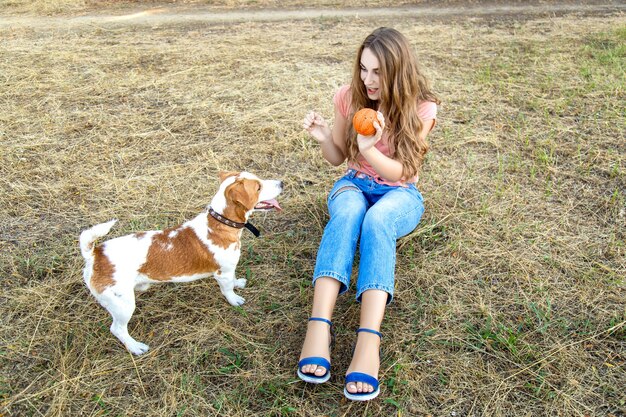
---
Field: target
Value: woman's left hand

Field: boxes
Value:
[357,111,385,153]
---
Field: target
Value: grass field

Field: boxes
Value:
[1,1,624,416]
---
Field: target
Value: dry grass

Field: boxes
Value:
[1,2,624,416]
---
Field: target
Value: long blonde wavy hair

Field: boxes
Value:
[347,27,440,179]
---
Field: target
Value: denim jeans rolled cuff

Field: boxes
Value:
[312,271,349,296]
[356,283,395,304]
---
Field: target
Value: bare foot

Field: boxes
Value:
[345,331,380,394]
[298,319,332,377]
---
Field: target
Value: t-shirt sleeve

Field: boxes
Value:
[417,100,437,132]
[333,85,351,118]
[417,101,437,122]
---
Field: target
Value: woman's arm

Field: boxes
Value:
[303,108,347,166]
[359,118,435,182]
[330,106,348,162]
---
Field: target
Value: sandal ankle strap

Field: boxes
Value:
[309,317,335,347]
[356,328,382,339]
[309,317,332,326]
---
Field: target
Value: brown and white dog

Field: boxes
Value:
[79,171,282,355]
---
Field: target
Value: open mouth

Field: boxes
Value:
[254,199,282,211]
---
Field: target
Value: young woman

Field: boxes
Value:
[298,27,439,401]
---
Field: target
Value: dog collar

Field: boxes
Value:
[208,207,260,237]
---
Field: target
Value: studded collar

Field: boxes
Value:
[208,207,260,237]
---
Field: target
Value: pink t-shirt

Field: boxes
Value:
[333,84,437,186]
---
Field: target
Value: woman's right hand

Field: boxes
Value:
[303,111,332,144]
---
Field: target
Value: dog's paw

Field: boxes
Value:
[135,283,152,292]
[226,293,245,306]
[234,278,247,289]
[127,341,150,356]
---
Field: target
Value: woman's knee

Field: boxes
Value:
[361,206,392,235]
[361,197,422,238]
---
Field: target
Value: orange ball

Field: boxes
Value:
[352,108,379,136]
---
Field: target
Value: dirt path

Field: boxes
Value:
[1,2,624,29]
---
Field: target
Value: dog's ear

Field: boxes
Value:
[226,178,260,213]
[219,171,239,183]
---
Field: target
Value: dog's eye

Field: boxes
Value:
[257,184,262,192]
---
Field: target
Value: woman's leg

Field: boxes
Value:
[345,289,387,394]
[356,185,424,303]
[346,185,424,394]
[299,177,369,377]
[312,179,368,290]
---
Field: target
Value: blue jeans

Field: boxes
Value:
[313,169,425,304]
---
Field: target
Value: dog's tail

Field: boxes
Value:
[79,219,117,260]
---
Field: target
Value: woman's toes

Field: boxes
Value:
[346,381,373,393]
[301,364,326,376]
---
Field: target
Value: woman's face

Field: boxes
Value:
[360,47,381,101]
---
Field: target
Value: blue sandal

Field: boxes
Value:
[344,328,382,401]
[297,317,334,384]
